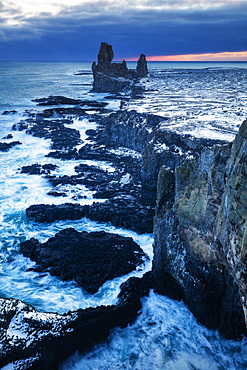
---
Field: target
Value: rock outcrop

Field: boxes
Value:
[26,198,154,234]
[152,120,247,338]
[0,141,22,152]
[0,275,151,369]
[92,42,148,92]
[20,228,148,294]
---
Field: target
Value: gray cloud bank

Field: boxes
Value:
[0,0,246,60]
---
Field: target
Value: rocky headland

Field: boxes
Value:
[1,44,247,367]
[152,120,247,338]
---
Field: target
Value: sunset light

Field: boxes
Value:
[145,51,247,62]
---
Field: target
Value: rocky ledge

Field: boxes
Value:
[26,198,154,234]
[152,120,247,338]
[92,42,148,92]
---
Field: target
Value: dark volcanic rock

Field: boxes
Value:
[12,118,81,150]
[136,54,148,77]
[26,203,85,223]
[20,228,148,294]
[46,156,143,202]
[2,134,13,139]
[0,273,150,369]
[20,163,58,175]
[0,141,22,152]
[32,95,108,108]
[26,197,154,234]
[2,110,17,115]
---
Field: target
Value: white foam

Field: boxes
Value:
[62,291,247,370]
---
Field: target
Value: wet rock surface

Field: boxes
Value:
[26,198,153,234]
[20,163,58,175]
[2,110,17,115]
[12,102,224,233]
[0,274,150,369]
[12,118,82,150]
[0,141,22,152]
[20,228,148,294]
[32,95,108,108]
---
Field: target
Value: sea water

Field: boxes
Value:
[0,61,247,369]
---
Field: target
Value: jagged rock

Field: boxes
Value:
[20,228,148,294]
[12,118,81,150]
[2,134,13,139]
[20,163,57,175]
[98,42,114,64]
[26,197,154,234]
[99,109,225,206]
[0,141,22,152]
[0,274,149,369]
[152,120,247,338]
[92,42,148,92]
[2,110,17,115]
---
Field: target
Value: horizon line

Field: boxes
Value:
[121,51,247,62]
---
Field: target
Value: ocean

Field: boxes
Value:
[1,61,247,369]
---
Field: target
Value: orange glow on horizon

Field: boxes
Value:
[124,51,247,62]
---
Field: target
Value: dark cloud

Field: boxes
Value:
[0,1,246,60]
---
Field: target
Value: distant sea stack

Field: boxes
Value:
[92,42,148,92]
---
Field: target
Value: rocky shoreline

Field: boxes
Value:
[1,44,247,367]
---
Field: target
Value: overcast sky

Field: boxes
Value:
[0,0,246,61]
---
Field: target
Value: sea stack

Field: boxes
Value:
[136,54,148,77]
[92,42,148,92]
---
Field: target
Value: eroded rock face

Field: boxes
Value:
[92,42,148,92]
[20,228,148,294]
[101,110,225,206]
[152,120,247,338]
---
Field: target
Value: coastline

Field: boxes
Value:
[0,57,247,368]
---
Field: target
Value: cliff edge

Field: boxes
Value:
[153,120,247,338]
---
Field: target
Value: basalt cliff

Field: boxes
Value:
[153,120,247,338]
